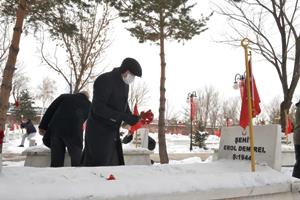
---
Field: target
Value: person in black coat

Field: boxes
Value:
[38,92,91,167]
[82,57,142,166]
[18,118,37,147]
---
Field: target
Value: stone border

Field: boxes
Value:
[22,145,153,167]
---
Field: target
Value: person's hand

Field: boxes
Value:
[39,128,46,136]
[140,110,154,124]
[122,133,133,144]
[122,114,140,126]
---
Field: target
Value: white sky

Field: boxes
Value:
[16,0,298,119]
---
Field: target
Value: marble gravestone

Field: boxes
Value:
[132,128,149,149]
[218,124,281,171]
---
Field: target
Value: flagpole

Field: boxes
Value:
[241,38,256,172]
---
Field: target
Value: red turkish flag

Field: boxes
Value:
[214,129,221,138]
[239,60,261,129]
[129,102,142,133]
[285,117,293,135]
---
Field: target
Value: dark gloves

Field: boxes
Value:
[148,136,156,151]
[122,133,133,144]
[122,114,140,126]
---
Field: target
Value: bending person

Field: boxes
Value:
[39,92,91,167]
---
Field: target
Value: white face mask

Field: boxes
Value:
[122,71,135,85]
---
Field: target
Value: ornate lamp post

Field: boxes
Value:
[233,73,245,97]
[187,91,197,151]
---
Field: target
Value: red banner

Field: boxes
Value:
[239,60,261,129]
[191,98,197,121]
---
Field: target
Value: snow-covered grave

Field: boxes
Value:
[1,127,300,199]
[1,160,300,200]
[282,143,296,167]
[22,145,153,167]
[150,133,217,162]
[22,128,153,167]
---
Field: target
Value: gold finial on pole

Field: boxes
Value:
[241,38,256,172]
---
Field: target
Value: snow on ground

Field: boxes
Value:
[1,129,299,199]
[2,131,216,167]
[1,130,295,177]
[0,160,296,200]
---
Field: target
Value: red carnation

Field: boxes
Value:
[106,174,116,180]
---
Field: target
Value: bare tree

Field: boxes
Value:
[128,81,150,110]
[35,77,57,116]
[0,17,10,72]
[215,0,300,131]
[221,97,241,126]
[0,0,108,155]
[209,92,221,131]
[196,86,220,129]
[39,3,114,93]
[11,67,29,103]
[265,96,282,124]
[0,0,27,153]
[165,100,180,125]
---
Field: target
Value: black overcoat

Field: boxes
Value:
[39,93,91,148]
[82,68,132,166]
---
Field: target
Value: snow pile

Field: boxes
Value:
[0,160,294,200]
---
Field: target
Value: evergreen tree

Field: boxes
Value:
[112,0,212,164]
[14,89,36,121]
[193,131,208,150]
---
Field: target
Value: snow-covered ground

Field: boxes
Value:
[1,130,299,200]
[2,131,218,165]
[1,130,294,175]
[1,159,298,200]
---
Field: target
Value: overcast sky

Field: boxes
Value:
[16,0,298,119]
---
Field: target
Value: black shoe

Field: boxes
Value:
[18,145,24,147]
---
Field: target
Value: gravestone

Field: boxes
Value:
[132,128,149,149]
[22,146,71,167]
[23,144,153,167]
[218,124,281,171]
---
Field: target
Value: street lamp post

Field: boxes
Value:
[233,73,245,98]
[233,73,245,89]
[187,91,197,151]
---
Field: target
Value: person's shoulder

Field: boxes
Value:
[95,70,115,84]
[58,93,71,99]
[74,92,90,102]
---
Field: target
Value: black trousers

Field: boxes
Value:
[293,144,300,178]
[50,135,82,167]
